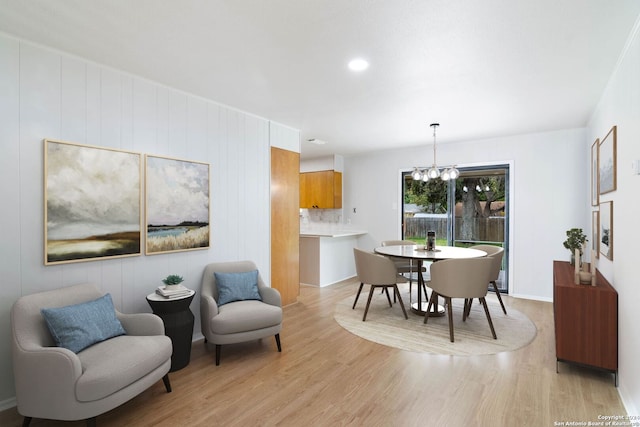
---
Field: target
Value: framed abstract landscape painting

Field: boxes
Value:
[145,155,210,254]
[44,139,142,265]
[598,126,617,195]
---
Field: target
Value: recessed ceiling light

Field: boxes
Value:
[348,58,369,72]
[307,138,327,145]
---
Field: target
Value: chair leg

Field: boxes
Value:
[465,298,474,319]
[492,281,508,314]
[393,285,408,319]
[463,298,473,321]
[215,344,222,366]
[352,282,365,309]
[162,374,172,393]
[275,333,282,352]
[382,285,397,303]
[383,287,393,307]
[480,297,497,339]
[420,280,429,303]
[363,286,376,321]
[86,417,97,427]
[446,297,455,342]
[423,291,438,324]
[22,417,32,427]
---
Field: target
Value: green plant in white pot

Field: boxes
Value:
[162,274,184,290]
[562,228,588,265]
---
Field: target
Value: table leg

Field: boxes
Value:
[410,260,445,316]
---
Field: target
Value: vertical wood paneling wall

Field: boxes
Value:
[0,33,297,404]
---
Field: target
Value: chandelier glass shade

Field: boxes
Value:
[412,123,459,181]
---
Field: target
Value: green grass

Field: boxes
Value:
[404,237,503,248]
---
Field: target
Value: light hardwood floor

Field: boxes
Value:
[0,279,626,426]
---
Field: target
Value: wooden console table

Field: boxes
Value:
[553,260,618,385]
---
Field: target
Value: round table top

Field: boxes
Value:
[374,245,487,261]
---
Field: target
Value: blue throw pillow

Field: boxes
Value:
[41,293,126,353]
[214,270,262,306]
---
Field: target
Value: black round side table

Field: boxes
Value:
[146,290,196,372]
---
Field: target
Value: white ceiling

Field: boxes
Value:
[1,0,639,159]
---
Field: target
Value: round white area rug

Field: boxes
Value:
[334,289,537,356]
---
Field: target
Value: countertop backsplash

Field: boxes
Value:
[300,208,346,228]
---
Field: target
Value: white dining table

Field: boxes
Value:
[373,245,487,316]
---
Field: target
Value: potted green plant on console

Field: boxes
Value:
[562,228,587,265]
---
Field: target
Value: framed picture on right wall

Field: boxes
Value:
[600,201,613,260]
[598,126,617,195]
[591,210,599,259]
[591,138,599,206]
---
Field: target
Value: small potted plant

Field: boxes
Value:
[162,274,184,290]
[562,228,588,265]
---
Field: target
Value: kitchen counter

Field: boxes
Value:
[300,228,367,238]
[299,228,367,287]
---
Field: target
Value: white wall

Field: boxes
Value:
[0,33,296,405]
[300,155,344,172]
[269,121,300,153]
[343,127,588,301]
[586,18,640,415]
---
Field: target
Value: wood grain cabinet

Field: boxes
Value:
[300,170,342,209]
[271,147,300,306]
[553,260,618,385]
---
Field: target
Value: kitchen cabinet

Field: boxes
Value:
[300,170,342,209]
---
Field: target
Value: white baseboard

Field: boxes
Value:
[510,293,553,303]
[0,397,16,412]
[617,381,637,419]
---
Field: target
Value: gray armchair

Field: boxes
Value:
[200,260,283,365]
[10,283,172,427]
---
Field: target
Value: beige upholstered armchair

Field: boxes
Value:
[10,283,172,427]
[200,260,283,365]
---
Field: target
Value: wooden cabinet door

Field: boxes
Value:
[300,171,342,208]
[271,147,300,306]
[299,172,311,208]
[332,171,342,209]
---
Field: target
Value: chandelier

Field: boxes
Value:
[411,123,460,181]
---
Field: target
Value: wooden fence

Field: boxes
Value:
[404,217,505,243]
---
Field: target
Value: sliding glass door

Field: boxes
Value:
[402,164,509,292]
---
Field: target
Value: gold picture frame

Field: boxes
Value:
[591,138,599,206]
[591,209,599,259]
[44,139,142,265]
[598,126,617,195]
[599,201,613,260]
